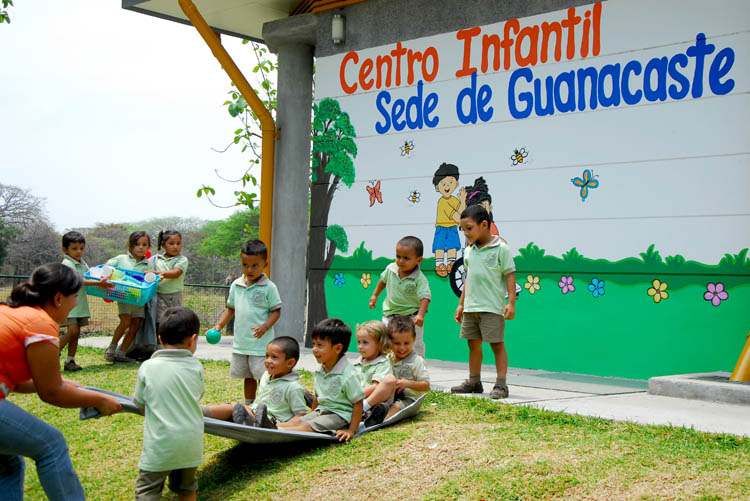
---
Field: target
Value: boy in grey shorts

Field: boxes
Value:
[212,240,281,405]
[452,205,517,399]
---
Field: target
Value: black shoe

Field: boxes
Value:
[304,389,314,408]
[253,403,277,429]
[232,403,254,426]
[364,403,389,427]
[450,380,484,394]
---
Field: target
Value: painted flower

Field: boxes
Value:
[558,275,575,294]
[587,277,605,298]
[704,282,728,306]
[360,272,372,289]
[524,275,541,295]
[647,279,668,303]
[333,273,345,288]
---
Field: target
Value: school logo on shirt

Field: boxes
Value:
[270,387,284,404]
[251,289,266,307]
[402,282,417,295]
[395,365,413,379]
[482,251,497,267]
[320,378,342,397]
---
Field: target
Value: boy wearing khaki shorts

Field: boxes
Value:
[452,205,516,399]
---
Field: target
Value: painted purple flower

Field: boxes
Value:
[704,282,728,306]
[558,275,575,294]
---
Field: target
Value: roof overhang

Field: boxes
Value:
[122,0,299,41]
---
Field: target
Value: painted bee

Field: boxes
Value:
[511,147,528,165]
[400,140,415,156]
[407,190,421,204]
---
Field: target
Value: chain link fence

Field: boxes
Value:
[0,275,231,336]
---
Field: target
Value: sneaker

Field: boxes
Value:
[112,351,137,364]
[450,379,484,394]
[364,403,389,428]
[63,360,83,372]
[303,389,314,408]
[490,385,509,399]
[103,346,116,362]
[232,403,254,426]
[253,403,277,429]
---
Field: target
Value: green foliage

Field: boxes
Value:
[0,219,19,267]
[0,0,13,24]
[639,243,664,266]
[718,248,750,273]
[561,247,586,267]
[311,98,357,187]
[325,224,348,253]
[197,209,259,259]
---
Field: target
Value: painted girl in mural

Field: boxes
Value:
[463,177,499,236]
[431,163,464,278]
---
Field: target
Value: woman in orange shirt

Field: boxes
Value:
[0,263,121,501]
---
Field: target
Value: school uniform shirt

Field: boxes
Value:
[227,274,282,356]
[155,254,189,294]
[380,262,431,316]
[352,355,393,388]
[62,255,90,318]
[133,349,204,472]
[251,371,307,423]
[390,351,430,400]
[314,356,365,423]
[106,253,151,272]
[463,236,516,316]
[0,305,59,400]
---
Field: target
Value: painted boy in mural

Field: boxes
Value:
[432,163,465,277]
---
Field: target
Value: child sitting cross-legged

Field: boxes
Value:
[202,336,307,428]
[353,320,396,427]
[278,318,365,442]
[386,315,430,420]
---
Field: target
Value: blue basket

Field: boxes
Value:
[84,265,160,306]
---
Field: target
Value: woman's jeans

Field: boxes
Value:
[0,398,85,501]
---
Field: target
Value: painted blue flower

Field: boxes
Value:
[333,273,345,288]
[588,277,605,298]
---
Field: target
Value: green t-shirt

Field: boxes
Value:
[155,254,189,294]
[106,253,151,272]
[314,356,365,423]
[380,263,431,316]
[391,351,430,400]
[227,275,282,356]
[62,255,90,319]
[251,371,307,423]
[133,349,204,472]
[352,355,392,388]
[463,237,516,316]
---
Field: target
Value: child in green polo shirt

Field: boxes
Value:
[148,230,189,325]
[133,306,204,501]
[212,239,282,405]
[58,231,112,372]
[353,320,396,427]
[278,318,364,442]
[369,236,431,357]
[202,336,307,428]
[386,315,430,420]
[452,205,516,399]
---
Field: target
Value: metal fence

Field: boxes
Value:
[0,275,230,336]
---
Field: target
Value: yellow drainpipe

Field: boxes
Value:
[178,0,276,275]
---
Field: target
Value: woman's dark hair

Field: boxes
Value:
[157,230,182,251]
[128,231,151,251]
[460,204,492,226]
[464,177,493,222]
[4,263,82,308]
[311,318,351,359]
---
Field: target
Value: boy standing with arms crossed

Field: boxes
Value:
[369,236,431,357]
[213,239,282,405]
[452,205,516,399]
[133,307,204,501]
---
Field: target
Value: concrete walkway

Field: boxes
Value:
[80,337,750,437]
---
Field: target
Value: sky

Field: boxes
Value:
[0,0,268,231]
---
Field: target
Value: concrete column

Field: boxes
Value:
[270,42,314,343]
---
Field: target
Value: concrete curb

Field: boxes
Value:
[648,371,750,405]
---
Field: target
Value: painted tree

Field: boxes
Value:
[307,98,356,344]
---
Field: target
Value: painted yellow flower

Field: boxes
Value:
[360,272,372,289]
[524,275,541,295]
[647,279,669,303]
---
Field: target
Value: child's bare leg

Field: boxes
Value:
[283,415,304,426]
[490,342,508,379]
[385,401,403,420]
[111,314,131,346]
[277,421,314,432]
[467,339,483,375]
[59,323,78,353]
[204,404,235,421]
[244,378,257,401]
[119,317,142,352]
[366,375,396,407]
[178,492,196,501]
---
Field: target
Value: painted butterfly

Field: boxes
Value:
[571,169,599,201]
[366,180,383,207]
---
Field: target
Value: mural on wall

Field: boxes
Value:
[366,180,383,206]
[312,0,750,378]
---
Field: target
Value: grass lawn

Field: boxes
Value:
[13,347,750,500]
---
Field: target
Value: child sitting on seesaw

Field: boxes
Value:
[386,315,430,420]
[278,318,365,442]
[353,320,396,427]
[202,336,307,428]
